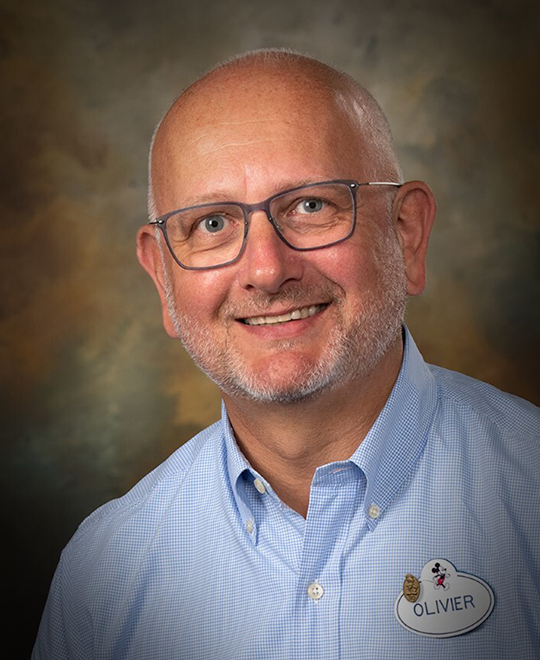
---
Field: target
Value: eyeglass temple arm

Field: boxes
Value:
[365,182,402,187]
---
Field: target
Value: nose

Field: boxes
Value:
[236,210,304,293]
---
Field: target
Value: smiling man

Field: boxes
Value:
[34,50,540,660]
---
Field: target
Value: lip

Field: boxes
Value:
[236,302,329,324]
[235,303,330,339]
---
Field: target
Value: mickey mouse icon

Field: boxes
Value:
[431,562,450,590]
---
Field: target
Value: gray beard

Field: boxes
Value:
[160,224,407,405]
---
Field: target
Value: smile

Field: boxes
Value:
[242,304,328,326]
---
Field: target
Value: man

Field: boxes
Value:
[34,50,540,659]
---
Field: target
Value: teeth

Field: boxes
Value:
[244,304,326,326]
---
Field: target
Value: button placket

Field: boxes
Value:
[296,466,362,659]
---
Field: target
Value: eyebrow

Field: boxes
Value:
[180,178,327,208]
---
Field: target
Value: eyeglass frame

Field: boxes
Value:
[148,179,402,271]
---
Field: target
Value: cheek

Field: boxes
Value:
[309,241,381,293]
[172,270,232,319]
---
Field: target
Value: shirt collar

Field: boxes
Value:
[221,325,438,533]
[222,407,262,543]
[349,326,438,529]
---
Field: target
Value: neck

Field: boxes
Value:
[223,335,403,517]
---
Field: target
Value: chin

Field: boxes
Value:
[212,351,363,405]
[219,375,337,405]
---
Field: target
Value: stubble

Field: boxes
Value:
[159,221,407,404]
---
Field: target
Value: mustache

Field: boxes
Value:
[222,282,342,318]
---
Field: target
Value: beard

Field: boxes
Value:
[159,221,407,405]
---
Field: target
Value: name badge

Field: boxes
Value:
[394,559,495,638]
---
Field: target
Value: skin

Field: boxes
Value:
[137,56,436,517]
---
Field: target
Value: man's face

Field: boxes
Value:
[144,71,407,404]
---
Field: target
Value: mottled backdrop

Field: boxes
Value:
[1,0,538,654]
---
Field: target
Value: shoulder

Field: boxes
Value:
[428,363,539,437]
[33,420,226,657]
[426,364,540,478]
[67,419,224,555]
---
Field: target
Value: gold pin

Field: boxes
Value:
[403,574,421,603]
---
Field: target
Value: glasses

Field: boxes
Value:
[149,179,401,270]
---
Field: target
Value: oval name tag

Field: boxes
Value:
[394,559,495,638]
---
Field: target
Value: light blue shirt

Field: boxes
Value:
[33,328,540,659]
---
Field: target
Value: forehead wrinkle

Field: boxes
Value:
[172,115,322,146]
[194,137,307,159]
[153,74,357,166]
[157,113,315,165]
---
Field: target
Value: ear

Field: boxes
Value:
[136,225,179,338]
[392,181,436,296]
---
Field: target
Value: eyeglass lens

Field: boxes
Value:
[164,181,355,269]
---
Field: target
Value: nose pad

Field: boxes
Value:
[237,210,303,293]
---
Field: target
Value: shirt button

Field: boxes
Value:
[246,519,254,534]
[368,503,381,519]
[307,582,324,600]
[253,478,266,494]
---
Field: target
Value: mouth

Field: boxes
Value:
[240,303,329,326]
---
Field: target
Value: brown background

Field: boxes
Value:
[1,0,538,655]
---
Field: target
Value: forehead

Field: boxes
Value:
[151,68,370,210]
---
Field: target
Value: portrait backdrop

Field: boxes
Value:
[1,0,538,655]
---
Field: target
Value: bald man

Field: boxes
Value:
[34,50,540,660]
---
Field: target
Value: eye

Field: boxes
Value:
[296,198,325,214]
[199,214,228,233]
